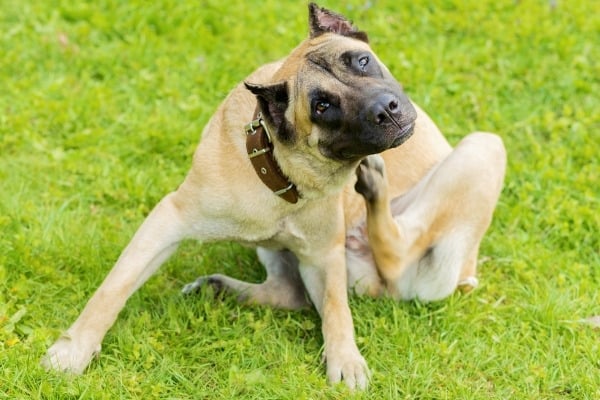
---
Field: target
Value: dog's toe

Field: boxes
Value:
[364,153,385,175]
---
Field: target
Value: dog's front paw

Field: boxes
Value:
[325,345,370,390]
[41,332,101,374]
[355,154,386,203]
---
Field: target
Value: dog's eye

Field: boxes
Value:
[315,100,330,114]
[358,56,369,70]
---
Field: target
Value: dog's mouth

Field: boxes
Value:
[325,120,416,161]
[318,90,418,162]
[391,121,416,147]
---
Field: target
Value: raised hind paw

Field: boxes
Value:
[354,154,387,203]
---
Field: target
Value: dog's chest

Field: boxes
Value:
[237,217,309,252]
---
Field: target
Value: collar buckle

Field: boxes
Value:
[245,113,272,143]
[245,110,299,204]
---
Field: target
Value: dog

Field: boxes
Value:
[42,3,506,390]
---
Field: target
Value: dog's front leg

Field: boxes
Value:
[298,207,369,390]
[41,192,189,373]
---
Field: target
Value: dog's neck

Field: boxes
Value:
[245,109,360,204]
[245,111,300,204]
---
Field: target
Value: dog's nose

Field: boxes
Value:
[367,93,401,125]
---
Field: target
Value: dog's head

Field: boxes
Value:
[245,3,417,163]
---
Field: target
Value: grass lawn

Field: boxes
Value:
[1,0,598,398]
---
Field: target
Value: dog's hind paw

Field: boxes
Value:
[181,275,225,296]
[354,154,386,203]
[181,278,203,295]
[457,276,479,293]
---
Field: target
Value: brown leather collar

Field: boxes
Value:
[245,111,299,204]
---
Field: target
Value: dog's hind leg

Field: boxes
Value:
[41,192,190,374]
[354,154,413,288]
[396,132,506,301]
[356,133,506,301]
[182,247,310,309]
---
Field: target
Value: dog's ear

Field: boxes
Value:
[245,81,288,128]
[245,81,295,143]
[308,3,369,42]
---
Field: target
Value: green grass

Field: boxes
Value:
[1,0,598,398]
